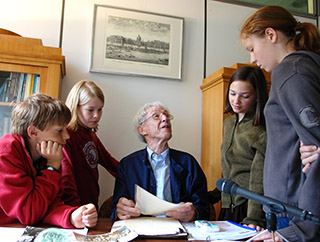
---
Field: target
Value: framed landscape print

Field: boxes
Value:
[90,5,184,80]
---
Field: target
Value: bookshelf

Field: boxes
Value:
[0,29,66,137]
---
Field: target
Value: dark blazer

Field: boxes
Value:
[111,148,209,220]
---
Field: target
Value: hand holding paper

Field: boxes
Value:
[134,185,188,216]
[116,197,141,220]
[165,202,196,222]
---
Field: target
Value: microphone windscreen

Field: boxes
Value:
[216,178,234,194]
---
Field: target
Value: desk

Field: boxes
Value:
[2,218,188,242]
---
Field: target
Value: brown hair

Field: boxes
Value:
[11,93,71,137]
[224,65,268,126]
[241,5,320,55]
[66,80,104,132]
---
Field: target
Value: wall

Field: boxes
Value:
[1,0,204,207]
[205,1,318,77]
[61,0,205,206]
[1,0,318,207]
[0,0,62,47]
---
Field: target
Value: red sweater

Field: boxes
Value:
[0,134,77,228]
[61,127,118,209]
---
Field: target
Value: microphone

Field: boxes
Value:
[216,178,320,225]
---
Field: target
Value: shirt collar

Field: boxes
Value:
[146,146,169,162]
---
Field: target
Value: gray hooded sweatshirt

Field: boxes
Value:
[264,50,320,242]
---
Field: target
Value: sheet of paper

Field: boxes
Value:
[112,217,186,237]
[0,226,87,242]
[0,227,25,242]
[17,226,88,242]
[74,226,138,242]
[183,220,257,241]
[134,184,186,215]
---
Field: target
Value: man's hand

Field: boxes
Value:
[116,197,141,220]
[166,202,196,222]
[300,141,320,173]
[37,140,63,170]
[71,203,98,228]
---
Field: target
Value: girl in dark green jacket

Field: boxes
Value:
[218,65,268,230]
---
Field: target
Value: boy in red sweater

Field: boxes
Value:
[0,93,97,228]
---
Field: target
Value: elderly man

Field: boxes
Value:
[111,101,209,222]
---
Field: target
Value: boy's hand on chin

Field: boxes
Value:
[37,140,63,169]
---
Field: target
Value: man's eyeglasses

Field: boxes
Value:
[140,111,174,125]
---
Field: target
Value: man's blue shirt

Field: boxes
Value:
[147,146,172,202]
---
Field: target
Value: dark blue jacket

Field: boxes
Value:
[111,148,209,220]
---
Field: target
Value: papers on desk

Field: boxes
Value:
[135,185,187,215]
[73,226,138,242]
[15,226,87,242]
[111,218,256,241]
[0,226,87,242]
[112,217,188,238]
[13,225,137,242]
[183,220,258,241]
[0,227,25,242]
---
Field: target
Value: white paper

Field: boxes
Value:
[0,227,25,242]
[183,220,258,241]
[74,226,138,242]
[0,226,87,242]
[134,184,186,215]
[112,217,186,236]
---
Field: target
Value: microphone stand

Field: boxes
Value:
[245,211,289,242]
[216,178,320,241]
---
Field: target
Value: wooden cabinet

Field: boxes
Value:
[200,63,270,212]
[0,29,66,137]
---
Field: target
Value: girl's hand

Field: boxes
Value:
[243,223,263,232]
[252,231,283,242]
[300,141,320,173]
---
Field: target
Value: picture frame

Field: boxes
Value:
[90,5,184,80]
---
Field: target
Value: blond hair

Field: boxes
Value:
[66,80,104,132]
[11,93,71,137]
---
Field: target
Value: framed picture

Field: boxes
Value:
[90,5,184,80]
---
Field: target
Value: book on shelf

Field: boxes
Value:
[20,74,27,101]
[3,74,12,102]
[0,71,40,103]
[15,74,25,103]
[0,72,10,102]
[0,112,11,138]
[24,73,33,100]
[8,72,18,102]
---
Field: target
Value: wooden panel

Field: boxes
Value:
[0,31,65,99]
[200,66,237,190]
[0,29,65,136]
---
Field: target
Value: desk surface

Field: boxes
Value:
[2,218,188,242]
[91,218,187,241]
